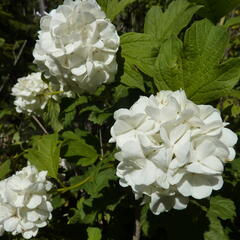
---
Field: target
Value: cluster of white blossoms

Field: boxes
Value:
[0,165,53,239]
[12,0,119,114]
[110,90,238,215]
[11,72,52,114]
[33,0,120,94]
[11,72,72,114]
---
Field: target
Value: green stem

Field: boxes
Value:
[191,199,208,212]
[57,178,66,188]
[44,91,64,96]
[57,176,91,193]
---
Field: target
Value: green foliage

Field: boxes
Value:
[121,32,159,77]
[225,16,240,28]
[87,227,102,240]
[204,196,236,240]
[121,0,201,89]
[0,159,11,180]
[207,196,236,221]
[144,1,202,40]
[81,166,116,198]
[189,0,240,23]
[44,99,63,132]
[63,131,98,167]
[154,19,240,103]
[62,96,88,127]
[25,133,61,179]
[98,0,137,21]
[204,216,230,240]
[121,62,145,91]
[140,204,150,236]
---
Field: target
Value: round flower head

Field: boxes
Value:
[11,72,70,115]
[12,72,51,114]
[0,165,53,239]
[33,0,120,94]
[110,90,238,215]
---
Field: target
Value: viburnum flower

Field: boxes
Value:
[33,0,120,94]
[11,72,70,115]
[12,72,52,114]
[110,90,238,215]
[0,165,53,239]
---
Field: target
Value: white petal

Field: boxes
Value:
[149,193,166,215]
[201,156,223,173]
[173,195,189,210]
[27,195,42,209]
[71,65,87,76]
[130,160,159,186]
[220,128,238,147]
[3,217,19,232]
[196,138,215,159]
[169,124,187,144]
[21,220,35,230]
[173,131,191,164]
[203,111,222,124]
[178,174,222,199]
[227,147,236,161]
[0,204,14,221]
[22,228,38,239]
[26,210,40,222]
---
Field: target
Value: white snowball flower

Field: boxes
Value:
[33,0,120,94]
[12,72,52,114]
[12,72,70,115]
[0,165,53,239]
[110,90,238,215]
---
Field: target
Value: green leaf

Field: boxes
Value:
[121,33,159,77]
[225,16,240,28]
[208,196,236,221]
[113,84,129,102]
[64,96,88,113]
[0,109,11,119]
[63,131,98,166]
[121,62,145,91]
[63,96,88,127]
[204,216,229,240]
[103,0,137,21]
[154,19,240,103]
[0,159,11,180]
[87,227,102,240]
[25,133,60,179]
[154,35,183,90]
[45,99,63,132]
[0,37,5,47]
[144,1,202,40]
[97,0,108,12]
[52,195,65,209]
[189,0,240,23]
[89,112,112,125]
[144,6,163,37]
[230,158,240,172]
[121,0,201,80]
[82,167,116,198]
[140,205,150,236]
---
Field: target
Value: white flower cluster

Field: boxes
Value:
[110,90,238,215]
[0,165,53,239]
[33,0,120,94]
[11,72,51,114]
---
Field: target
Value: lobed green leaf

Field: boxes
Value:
[25,133,60,179]
[154,19,240,103]
[87,227,102,240]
